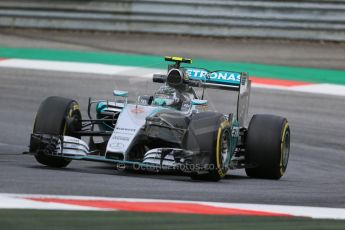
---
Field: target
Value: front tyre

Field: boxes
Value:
[33,96,82,168]
[189,113,231,181]
[245,114,290,179]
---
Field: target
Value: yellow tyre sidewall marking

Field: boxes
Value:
[280,121,289,175]
[216,120,230,177]
[63,103,80,135]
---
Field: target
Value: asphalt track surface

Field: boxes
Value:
[0,30,345,208]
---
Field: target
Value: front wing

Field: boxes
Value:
[25,133,212,173]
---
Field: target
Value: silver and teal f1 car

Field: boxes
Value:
[26,56,291,181]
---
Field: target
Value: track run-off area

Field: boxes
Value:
[1,47,345,96]
[0,34,345,228]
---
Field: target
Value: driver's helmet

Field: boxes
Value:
[152,86,182,109]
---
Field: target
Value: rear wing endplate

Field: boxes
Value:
[237,73,251,127]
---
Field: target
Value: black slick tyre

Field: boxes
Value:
[189,112,231,181]
[245,114,290,179]
[33,96,82,168]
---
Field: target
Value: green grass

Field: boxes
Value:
[1,47,345,84]
[1,210,345,230]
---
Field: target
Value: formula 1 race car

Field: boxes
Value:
[25,56,290,181]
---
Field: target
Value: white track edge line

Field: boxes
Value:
[0,59,345,97]
[1,193,345,219]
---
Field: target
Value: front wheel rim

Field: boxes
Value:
[282,131,290,169]
[220,130,230,166]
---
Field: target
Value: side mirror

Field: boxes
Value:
[113,90,128,97]
[191,99,208,105]
[191,99,208,112]
[113,90,128,107]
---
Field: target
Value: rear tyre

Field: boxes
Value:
[189,112,231,181]
[33,96,82,168]
[245,114,290,179]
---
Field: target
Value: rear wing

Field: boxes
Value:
[185,67,251,127]
[184,67,241,91]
